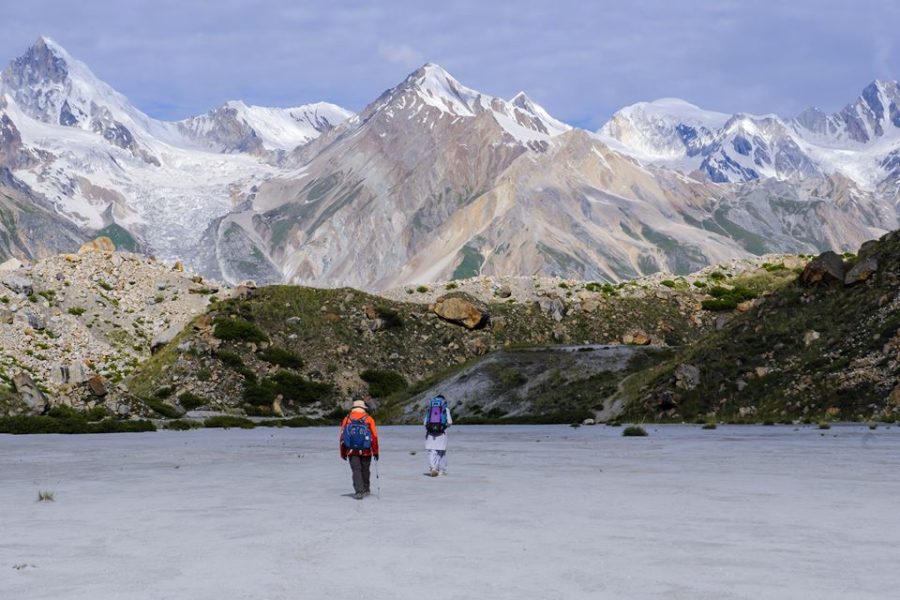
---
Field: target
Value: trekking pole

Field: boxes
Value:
[375,457,381,499]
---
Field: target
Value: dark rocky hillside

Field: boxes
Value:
[622,231,900,423]
[126,283,712,421]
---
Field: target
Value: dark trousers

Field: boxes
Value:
[348,455,372,494]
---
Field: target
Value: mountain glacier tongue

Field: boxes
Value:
[0,38,897,290]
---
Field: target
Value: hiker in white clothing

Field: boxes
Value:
[424,394,452,477]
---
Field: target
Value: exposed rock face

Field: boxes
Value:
[13,372,48,414]
[799,251,845,287]
[78,236,116,254]
[431,296,487,329]
[49,362,89,385]
[844,256,878,285]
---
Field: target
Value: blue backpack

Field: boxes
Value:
[425,396,448,435]
[342,416,372,451]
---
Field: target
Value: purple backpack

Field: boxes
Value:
[426,396,448,435]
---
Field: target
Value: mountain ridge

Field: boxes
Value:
[0,37,897,291]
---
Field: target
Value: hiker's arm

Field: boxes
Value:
[446,407,453,427]
[369,417,379,458]
[339,417,348,459]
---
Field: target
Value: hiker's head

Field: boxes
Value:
[352,399,368,411]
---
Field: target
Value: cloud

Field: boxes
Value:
[377,43,423,69]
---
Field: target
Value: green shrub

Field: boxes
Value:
[622,425,648,437]
[0,415,155,434]
[660,280,676,288]
[257,347,303,369]
[213,318,268,343]
[709,271,726,281]
[216,350,256,381]
[360,369,408,398]
[143,397,181,418]
[164,419,200,431]
[177,392,207,411]
[416,285,429,293]
[153,386,174,399]
[203,416,255,429]
[67,307,86,316]
[702,422,717,430]
[243,372,332,407]
[216,350,244,368]
[693,281,707,288]
[818,421,831,430]
[445,282,458,290]
[98,280,113,291]
[84,406,108,421]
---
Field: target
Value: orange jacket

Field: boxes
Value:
[339,408,379,459]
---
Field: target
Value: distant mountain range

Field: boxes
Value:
[1,36,897,289]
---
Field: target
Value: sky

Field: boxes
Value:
[0,0,896,129]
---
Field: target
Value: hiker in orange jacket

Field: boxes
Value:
[339,399,380,499]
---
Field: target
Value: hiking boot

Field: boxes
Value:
[430,469,439,477]
[354,492,364,500]
[363,490,371,496]
[438,471,448,476]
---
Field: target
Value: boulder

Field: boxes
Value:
[25,311,46,331]
[844,256,878,285]
[151,324,182,353]
[674,363,700,390]
[78,236,116,254]
[172,260,184,272]
[87,374,109,397]
[2,274,33,296]
[0,257,24,273]
[431,296,487,329]
[496,285,512,299]
[538,296,566,322]
[736,300,754,312]
[49,362,90,386]
[799,251,845,287]
[803,330,821,346]
[12,372,48,415]
[0,309,13,325]
[858,240,879,256]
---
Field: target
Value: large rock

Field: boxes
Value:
[0,258,24,273]
[87,374,109,397]
[538,297,566,322]
[151,324,182,353]
[25,311,46,331]
[78,236,116,254]
[674,363,701,390]
[844,256,878,285]
[2,274,33,296]
[431,296,487,329]
[799,251,845,287]
[12,372,48,415]
[49,362,90,385]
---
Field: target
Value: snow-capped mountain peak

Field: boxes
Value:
[175,100,354,154]
[1,36,151,132]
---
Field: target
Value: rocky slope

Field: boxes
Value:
[0,238,225,416]
[621,232,900,423]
